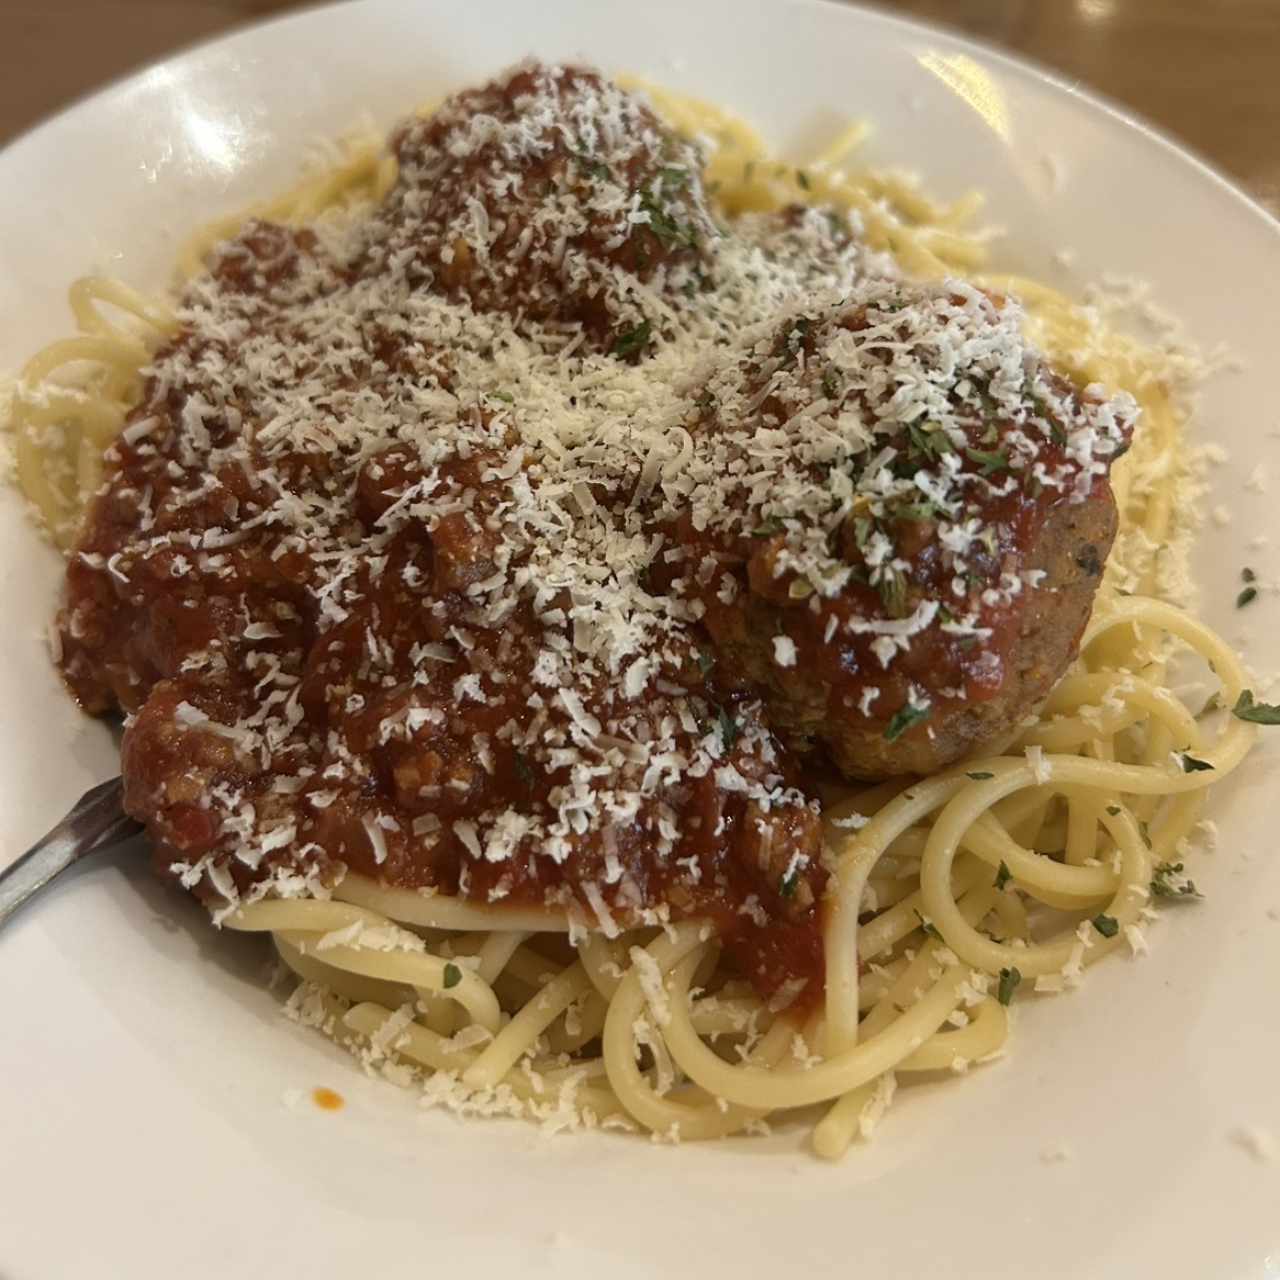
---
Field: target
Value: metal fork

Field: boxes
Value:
[0,777,141,927]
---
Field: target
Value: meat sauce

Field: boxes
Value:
[54,63,1134,1012]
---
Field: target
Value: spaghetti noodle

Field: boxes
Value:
[7,64,1267,1159]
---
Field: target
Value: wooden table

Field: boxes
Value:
[6,0,1278,214]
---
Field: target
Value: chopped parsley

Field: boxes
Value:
[914,909,941,939]
[442,962,462,989]
[611,320,652,359]
[1178,753,1214,773]
[1232,690,1280,724]
[489,390,515,403]
[966,771,994,781]
[780,869,799,899]
[994,860,1012,891]
[569,148,610,181]
[1242,566,1257,582]
[512,750,534,787]
[750,515,786,538]
[1106,804,1122,817]
[997,966,1022,1005]
[892,500,938,523]
[796,169,812,191]
[884,702,930,742]
[907,422,955,459]
[876,567,909,617]
[715,705,740,750]
[965,446,1009,476]
[696,650,715,677]
[638,191,698,250]
[1236,586,1258,609]
[1150,861,1202,900]
[821,367,841,400]
[1091,913,1120,939]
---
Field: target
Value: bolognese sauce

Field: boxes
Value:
[54,62,1133,1010]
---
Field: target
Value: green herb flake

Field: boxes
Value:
[1092,913,1120,939]
[750,515,785,539]
[611,320,653,359]
[716,705,740,750]
[1242,567,1257,583]
[696,650,715,677]
[796,169,812,191]
[442,962,462,989]
[914,909,941,939]
[1179,753,1215,773]
[994,860,1012,891]
[966,771,994,781]
[965,446,1009,476]
[876,568,909,618]
[638,192,697,250]
[1237,586,1258,609]
[780,870,799,899]
[513,750,534,787]
[490,390,515,404]
[908,422,955,460]
[1106,805,1121,816]
[821,368,840,400]
[570,148,610,181]
[997,966,1022,1005]
[1232,690,1280,725]
[1150,861,1203,901]
[893,500,938,523]
[885,702,931,743]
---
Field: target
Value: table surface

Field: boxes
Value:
[6,0,1279,215]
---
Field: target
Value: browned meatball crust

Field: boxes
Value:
[669,279,1135,778]
[361,62,718,351]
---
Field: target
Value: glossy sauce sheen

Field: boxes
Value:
[55,63,1133,1009]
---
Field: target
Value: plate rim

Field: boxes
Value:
[2,0,1277,247]
[2,6,1278,1279]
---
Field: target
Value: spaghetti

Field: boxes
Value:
[7,64,1267,1159]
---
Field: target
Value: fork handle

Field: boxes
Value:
[0,777,141,928]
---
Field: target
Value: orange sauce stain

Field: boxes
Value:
[312,1086,345,1112]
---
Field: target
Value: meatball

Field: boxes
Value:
[672,277,1136,778]
[362,61,718,351]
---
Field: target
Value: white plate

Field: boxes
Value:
[2,3,1278,1276]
